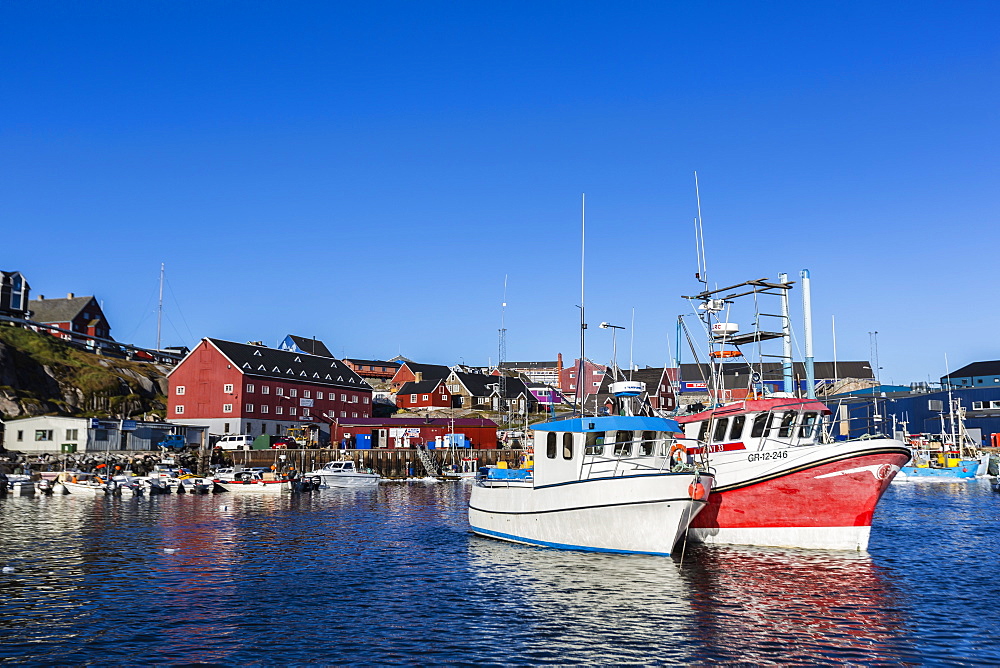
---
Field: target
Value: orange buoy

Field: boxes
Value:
[688,481,707,500]
[709,349,741,359]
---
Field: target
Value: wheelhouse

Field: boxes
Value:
[678,398,831,451]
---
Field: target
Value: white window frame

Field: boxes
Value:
[304,390,311,399]
[276,387,284,396]
[290,407,297,415]
[290,389,298,398]
[175,405,185,414]
[262,386,270,395]
[261,405,269,414]
[245,404,254,412]
[223,384,234,393]
[973,401,984,410]
[317,391,324,400]
[246,384,254,393]
[275,406,284,415]
[176,386,186,395]
[363,396,369,404]
[223,403,233,413]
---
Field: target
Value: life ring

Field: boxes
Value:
[688,480,707,500]
[668,443,687,468]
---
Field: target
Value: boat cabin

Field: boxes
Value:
[676,398,831,452]
[530,416,690,486]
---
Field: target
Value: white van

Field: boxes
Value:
[217,434,254,451]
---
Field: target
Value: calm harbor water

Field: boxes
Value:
[1,479,999,665]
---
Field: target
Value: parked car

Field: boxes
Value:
[216,434,254,451]
[270,437,296,449]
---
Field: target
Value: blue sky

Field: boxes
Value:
[2,1,997,383]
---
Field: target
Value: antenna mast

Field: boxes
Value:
[156,262,164,351]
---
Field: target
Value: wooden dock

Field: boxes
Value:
[224,448,523,478]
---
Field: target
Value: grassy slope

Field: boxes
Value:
[0,326,167,418]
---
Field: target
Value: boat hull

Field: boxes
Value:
[469,472,712,556]
[215,480,291,494]
[688,441,910,551]
[312,473,380,488]
[60,481,106,496]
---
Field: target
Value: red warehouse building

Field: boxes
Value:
[330,417,499,449]
[167,338,373,440]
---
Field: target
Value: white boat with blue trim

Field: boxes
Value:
[469,410,713,556]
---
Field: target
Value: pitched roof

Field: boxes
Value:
[283,335,333,358]
[943,361,1000,380]
[208,338,371,390]
[401,361,451,380]
[396,379,443,394]
[28,296,99,324]
[453,371,532,399]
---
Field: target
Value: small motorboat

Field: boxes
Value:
[214,470,292,494]
[5,475,36,497]
[57,472,106,496]
[304,460,380,488]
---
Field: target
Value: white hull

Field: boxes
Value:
[60,481,106,496]
[314,473,380,488]
[687,525,873,551]
[8,482,36,497]
[469,473,711,556]
[216,480,291,494]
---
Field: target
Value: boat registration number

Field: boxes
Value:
[747,451,788,463]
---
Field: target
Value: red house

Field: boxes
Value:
[28,293,112,346]
[388,361,451,391]
[167,338,373,439]
[394,379,453,409]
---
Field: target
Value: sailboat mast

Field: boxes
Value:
[578,194,587,414]
[156,262,164,351]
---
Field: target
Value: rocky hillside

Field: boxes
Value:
[0,326,168,420]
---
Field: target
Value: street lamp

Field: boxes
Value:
[599,322,626,376]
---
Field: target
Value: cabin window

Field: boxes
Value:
[697,421,710,443]
[751,413,772,438]
[639,431,657,456]
[712,418,729,443]
[729,415,746,440]
[800,412,818,438]
[614,431,633,457]
[778,413,795,438]
[562,433,574,459]
[585,432,605,455]
[546,432,557,459]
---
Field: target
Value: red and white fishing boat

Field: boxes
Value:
[676,397,909,550]
[673,271,910,551]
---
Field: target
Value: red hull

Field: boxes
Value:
[692,451,911,530]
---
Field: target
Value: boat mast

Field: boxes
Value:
[498,275,508,427]
[577,193,587,415]
[156,262,164,351]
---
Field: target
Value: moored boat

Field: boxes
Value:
[214,470,292,494]
[469,411,714,556]
[676,398,910,551]
[305,460,380,488]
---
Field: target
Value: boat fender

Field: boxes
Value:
[669,443,687,468]
[688,481,707,501]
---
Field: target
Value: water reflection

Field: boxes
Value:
[681,544,912,664]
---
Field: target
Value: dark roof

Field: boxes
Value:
[396,379,443,394]
[401,361,451,380]
[285,335,333,358]
[679,361,873,382]
[453,371,532,399]
[344,358,401,368]
[209,338,370,391]
[943,361,1000,380]
[28,296,98,324]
